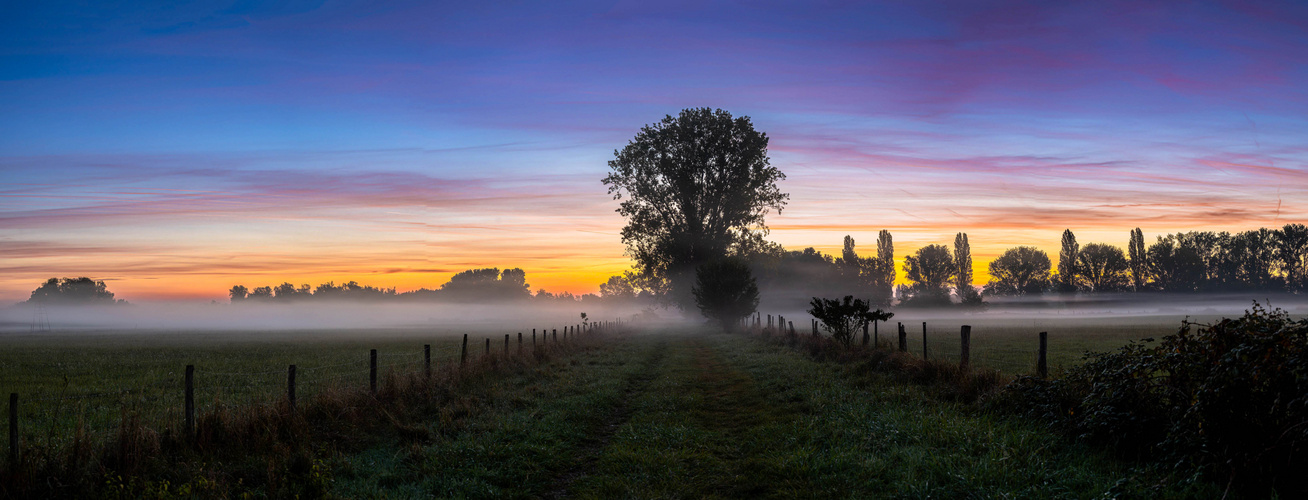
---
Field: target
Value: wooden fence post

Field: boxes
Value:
[553,329,557,343]
[370,349,377,394]
[922,322,928,360]
[1038,331,1048,379]
[461,334,468,365]
[8,393,16,465]
[288,364,297,413]
[424,344,432,378]
[184,365,195,437]
[862,323,869,347]
[960,325,971,368]
[532,329,537,349]
[898,322,907,352]
[518,332,523,352]
[484,338,490,356]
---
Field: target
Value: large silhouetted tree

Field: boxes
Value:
[986,246,1051,296]
[903,244,955,305]
[691,257,760,332]
[1077,243,1130,292]
[1128,227,1148,291]
[1055,229,1080,294]
[603,108,788,309]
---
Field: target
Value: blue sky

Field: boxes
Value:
[2,1,1306,301]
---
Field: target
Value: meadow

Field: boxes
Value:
[1,315,1187,447]
[0,315,1225,497]
[0,326,574,459]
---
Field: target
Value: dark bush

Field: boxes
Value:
[807,295,892,347]
[991,303,1308,495]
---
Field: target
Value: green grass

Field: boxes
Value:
[863,315,1191,375]
[330,330,1216,498]
[0,317,1187,466]
[1,319,1225,497]
[0,328,530,454]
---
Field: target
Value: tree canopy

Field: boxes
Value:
[1077,243,1130,292]
[603,108,788,309]
[986,246,1051,296]
[903,244,955,305]
[26,277,121,305]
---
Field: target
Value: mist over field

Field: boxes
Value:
[0,301,655,335]
[3,291,1302,336]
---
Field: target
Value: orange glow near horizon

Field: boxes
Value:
[6,220,1299,303]
[2,132,1304,304]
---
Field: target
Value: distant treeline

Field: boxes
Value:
[28,225,1299,308]
[221,223,1306,308]
[751,223,1308,307]
[228,267,648,305]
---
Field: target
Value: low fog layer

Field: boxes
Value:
[0,301,659,335]
[2,292,1303,336]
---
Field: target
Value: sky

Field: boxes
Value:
[1,0,1306,302]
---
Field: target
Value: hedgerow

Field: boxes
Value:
[990,303,1308,496]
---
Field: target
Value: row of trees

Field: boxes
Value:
[989,224,1308,296]
[594,221,1308,314]
[230,268,533,303]
[228,267,662,305]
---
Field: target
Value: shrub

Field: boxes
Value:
[807,295,892,347]
[692,257,760,332]
[991,303,1308,496]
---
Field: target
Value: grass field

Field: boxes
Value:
[0,316,1227,497]
[0,327,562,456]
[0,315,1190,449]
[877,314,1196,375]
[327,329,1212,498]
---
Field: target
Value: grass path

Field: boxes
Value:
[331,331,1209,498]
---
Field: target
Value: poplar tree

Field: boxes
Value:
[953,232,973,291]
[1056,229,1080,293]
[875,229,895,305]
[1129,227,1148,291]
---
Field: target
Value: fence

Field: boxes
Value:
[4,320,622,470]
[747,312,1060,376]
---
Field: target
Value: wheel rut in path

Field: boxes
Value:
[545,337,668,499]
[682,339,802,498]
